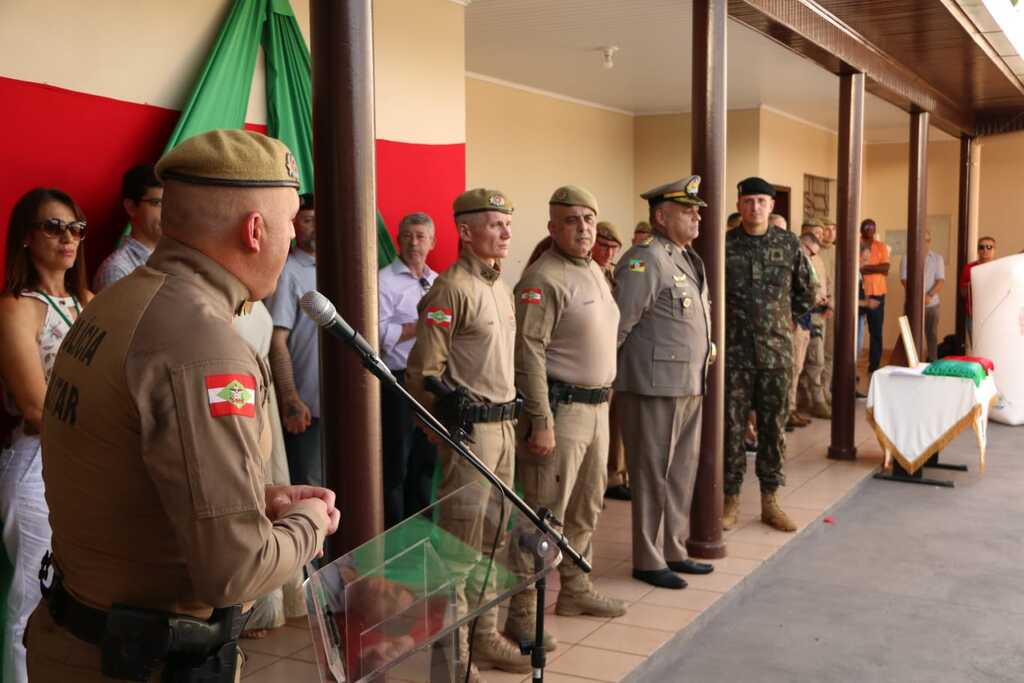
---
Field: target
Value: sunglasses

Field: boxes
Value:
[978,244,995,251]
[34,218,87,240]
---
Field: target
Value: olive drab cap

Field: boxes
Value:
[737,176,776,198]
[596,221,622,246]
[453,188,514,217]
[549,185,599,214]
[155,129,301,188]
[640,176,708,208]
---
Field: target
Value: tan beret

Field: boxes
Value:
[634,221,652,235]
[453,188,514,217]
[641,175,707,208]
[801,217,825,230]
[549,185,599,214]
[156,129,300,188]
[596,221,622,246]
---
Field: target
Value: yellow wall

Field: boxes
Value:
[0,0,465,142]
[632,110,761,225]
[862,139,961,347]
[757,107,838,225]
[977,130,1024,255]
[465,77,635,283]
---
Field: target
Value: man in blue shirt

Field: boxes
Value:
[267,193,321,486]
[93,164,163,291]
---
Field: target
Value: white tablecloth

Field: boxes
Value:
[866,365,997,474]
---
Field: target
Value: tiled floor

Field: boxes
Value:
[240,403,883,682]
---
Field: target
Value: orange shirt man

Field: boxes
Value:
[859,219,890,372]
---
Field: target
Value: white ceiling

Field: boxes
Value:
[464,0,953,142]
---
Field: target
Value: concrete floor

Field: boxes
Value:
[629,422,1024,683]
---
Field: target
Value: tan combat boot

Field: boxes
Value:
[472,631,532,673]
[555,576,626,618]
[503,593,557,651]
[722,494,740,530]
[761,492,797,532]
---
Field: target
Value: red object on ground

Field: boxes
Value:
[823,516,835,524]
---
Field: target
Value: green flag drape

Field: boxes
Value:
[151,0,398,266]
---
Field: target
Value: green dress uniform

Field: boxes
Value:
[724,225,814,496]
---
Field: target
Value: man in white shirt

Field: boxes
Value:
[93,165,163,291]
[900,228,945,361]
[378,212,439,527]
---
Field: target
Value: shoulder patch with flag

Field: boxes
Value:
[520,288,543,305]
[425,307,453,328]
[206,374,256,418]
[628,258,646,273]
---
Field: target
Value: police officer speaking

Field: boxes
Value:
[28,129,339,682]
[614,176,716,590]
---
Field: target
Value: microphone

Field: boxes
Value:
[300,291,395,382]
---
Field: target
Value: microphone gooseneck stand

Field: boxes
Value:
[301,292,588,683]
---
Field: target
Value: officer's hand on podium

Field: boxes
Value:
[528,427,556,457]
[265,484,341,536]
[282,395,312,434]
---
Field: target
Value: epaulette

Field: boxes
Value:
[637,236,655,248]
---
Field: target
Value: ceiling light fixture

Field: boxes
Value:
[601,45,619,70]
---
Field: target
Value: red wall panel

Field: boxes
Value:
[0,76,465,287]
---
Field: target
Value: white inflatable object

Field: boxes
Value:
[972,254,1024,425]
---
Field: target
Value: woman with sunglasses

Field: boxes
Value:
[0,188,92,683]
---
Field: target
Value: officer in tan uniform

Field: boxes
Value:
[503,186,625,651]
[27,129,338,682]
[405,188,529,678]
[614,176,715,590]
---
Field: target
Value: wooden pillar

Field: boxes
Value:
[687,0,727,560]
[905,111,929,361]
[828,72,864,461]
[311,0,383,559]
[955,135,972,351]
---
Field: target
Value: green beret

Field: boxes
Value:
[595,221,622,246]
[737,176,776,198]
[453,188,514,217]
[156,129,300,188]
[549,185,599,214]
[640,175,707,208]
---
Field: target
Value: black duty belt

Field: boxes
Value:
[461,397,523,424]
[549,381,612,405]
[40,552,248,682]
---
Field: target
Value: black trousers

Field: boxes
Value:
[381,370,438,528]
[865,294,885,372]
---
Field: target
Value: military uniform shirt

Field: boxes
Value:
[513,246,619,431]
[41,237,326,617]
[613,232,712,397]
[725,226,814,370]
[406,251,517,410]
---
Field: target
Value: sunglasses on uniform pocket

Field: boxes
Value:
[34,218,87,239]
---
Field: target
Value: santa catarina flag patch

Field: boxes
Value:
[206,374,257,418]
[425,307,453,328]
[520,288,543,305]
[628,258,646,273]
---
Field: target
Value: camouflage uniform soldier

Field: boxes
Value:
[505,186,624,652]
[723,177,814,533]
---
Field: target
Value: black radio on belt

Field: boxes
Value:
[39,552,246,683]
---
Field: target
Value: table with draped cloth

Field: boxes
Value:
[866,365,998,475]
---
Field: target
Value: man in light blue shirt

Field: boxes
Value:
[267,193,322,486]
[378,212,438,526]
[93,164,163,291]
[900,227,945,361]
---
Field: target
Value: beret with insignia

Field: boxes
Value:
[737,176,776,198]
[549,185,599,214]
[640,175,708,208]
[596,221,622,246]
[156,129,301,188]
[453,188,514,217]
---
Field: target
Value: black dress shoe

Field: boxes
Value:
[604,484,632,501]
[632,568,686,590]
[667,559,714,575]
